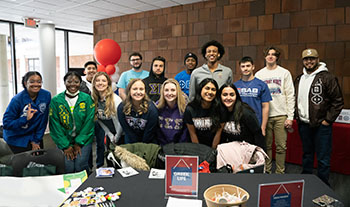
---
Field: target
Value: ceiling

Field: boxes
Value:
[0,0,205,33]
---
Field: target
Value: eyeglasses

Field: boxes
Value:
[28,80,43,84]
[130,58,141,62]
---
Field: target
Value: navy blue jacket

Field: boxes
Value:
[117,101,158,144]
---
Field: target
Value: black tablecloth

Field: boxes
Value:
[69,171,340,206]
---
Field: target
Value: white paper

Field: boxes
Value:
[335,109,350,123]
[117,167,139,177]
[0,173,76,206]
[148,168,165,179]
[166,196,202,207]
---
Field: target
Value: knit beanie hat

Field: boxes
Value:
[184,52,198,68]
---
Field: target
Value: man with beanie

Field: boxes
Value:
[143,56,167,102]
[175,52,198,96]
[295,48,343,185]
[189,40,233,101]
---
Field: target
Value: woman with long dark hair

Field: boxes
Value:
[49,71,95,173]
[3,71,51,153]
[117,78,158,144]
[184,78,223,148]
[219,83,266,150]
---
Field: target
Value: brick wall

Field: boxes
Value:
[94,0,350,108]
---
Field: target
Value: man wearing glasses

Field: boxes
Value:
[117,52,149,100]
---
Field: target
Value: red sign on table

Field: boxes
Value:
[258,180,304,207]
[165,155,198,197]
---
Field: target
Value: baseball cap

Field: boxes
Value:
[302,49,319,59]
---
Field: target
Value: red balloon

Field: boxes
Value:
[105,64,116,75]
[94,39,121,65]
[97,65,106,72]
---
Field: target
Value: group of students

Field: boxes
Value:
[2,40,343,187]
[2,70,264,175]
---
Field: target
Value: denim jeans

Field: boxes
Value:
[65,143,92,174]
[298,122,332,185]
[95,123,106,168]
[88,123,106,169]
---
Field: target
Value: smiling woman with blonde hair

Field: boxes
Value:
[156,78,189,145]
[91,72,123,166]
[117,78,158,144]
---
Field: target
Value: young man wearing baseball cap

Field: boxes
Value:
[175,52,198,96]
[294,48,343,185]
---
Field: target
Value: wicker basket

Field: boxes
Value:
[203,184,249,207]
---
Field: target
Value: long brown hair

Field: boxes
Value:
[91,72,116,119]
[157,78,187,114]
[123,78,150,115]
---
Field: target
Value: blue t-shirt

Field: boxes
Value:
[175,70,191,96]
[117,69,149,89]
[234,77,272,125]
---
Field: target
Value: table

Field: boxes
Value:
[65,171,341,206]
[285,121,350,175]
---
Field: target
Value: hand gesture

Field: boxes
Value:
[26,104,37,120]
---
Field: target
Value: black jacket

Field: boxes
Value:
[143,66,167,102]
[158,142,217,172]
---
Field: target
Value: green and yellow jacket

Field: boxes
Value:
[49,91,95,149]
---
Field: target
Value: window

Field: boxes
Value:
[28,58,40,71]
[0,20,93,99]
[68,32,94,69]
[56,30,66,93]
[0,22,12,123]
[14,24,40,91]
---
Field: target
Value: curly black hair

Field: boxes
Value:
[201,40,225,61]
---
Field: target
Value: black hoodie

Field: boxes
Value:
[143,65,167,102]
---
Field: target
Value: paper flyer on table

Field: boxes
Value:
[166,196,202,207]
